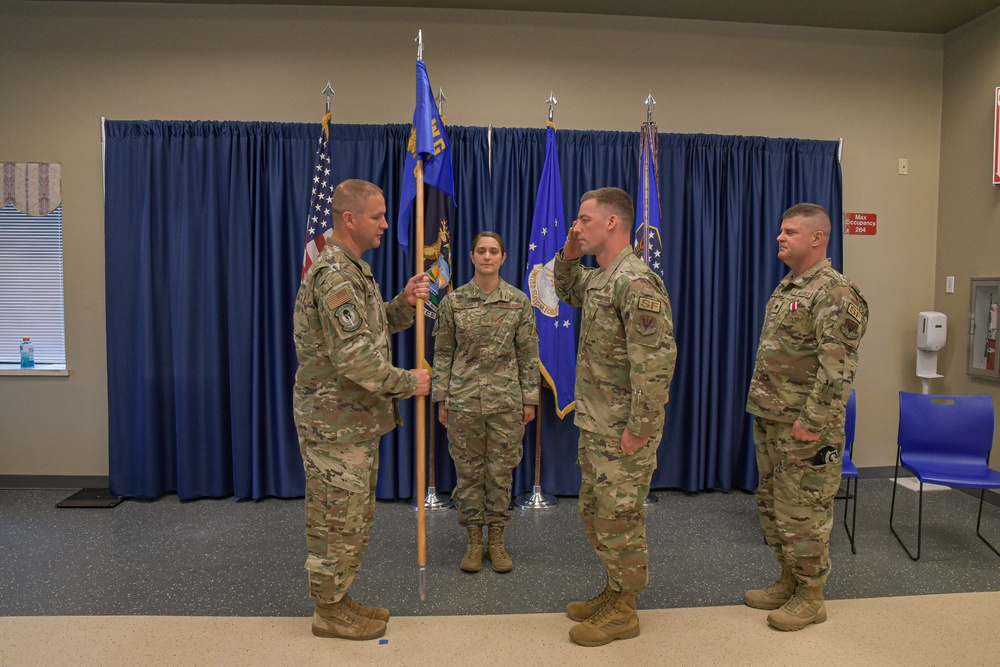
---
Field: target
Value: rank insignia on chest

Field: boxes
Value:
[334,302,362,332]
[636,314,657,335]
[638,296,661,313]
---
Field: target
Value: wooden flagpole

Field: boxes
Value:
[415,159,428,600]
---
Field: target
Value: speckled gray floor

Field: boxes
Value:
[2,480,998,618]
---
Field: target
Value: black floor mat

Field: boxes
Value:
[56,488,123,508]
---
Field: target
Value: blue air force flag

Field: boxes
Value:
[524,122,576,418]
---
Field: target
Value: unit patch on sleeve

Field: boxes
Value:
[636,314,657,336]
[334,302,362,333]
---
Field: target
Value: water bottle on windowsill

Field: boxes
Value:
[20,337,34,368]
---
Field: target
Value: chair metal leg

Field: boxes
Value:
[889,457,923,560]
[976,490,1000,559]
[842,477,857,554]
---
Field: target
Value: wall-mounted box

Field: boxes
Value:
[968,277,1000,381]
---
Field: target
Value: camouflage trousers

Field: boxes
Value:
[447,410,524,527]
[753,416,845,587]
[301,436,380,605]
[577,428,661,594]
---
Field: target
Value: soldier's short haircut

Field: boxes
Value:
[782,202,831,234]
[471,230,506,255]
[331,179,384,221]
[581,187,635,229]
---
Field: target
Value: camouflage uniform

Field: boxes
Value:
[293,240,418,605]
[746,258,868,587]
[554,246,677,593]
[432,278,540,527]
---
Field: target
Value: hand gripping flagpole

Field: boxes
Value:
[516,91,562,511]
[422,85,453,512]
[414,29,429,601]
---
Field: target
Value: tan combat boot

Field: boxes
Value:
[568,590,640,647]
[744,561,796,610]
[767,585,827,631]
[566,580,614,622]
[487,525,513,573]
[460,525,484,572]
[312,597,386,640]
[343,591,390,623]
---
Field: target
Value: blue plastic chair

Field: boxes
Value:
[890,392,1000,561]
[840,389,859,554]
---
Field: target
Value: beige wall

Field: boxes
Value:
[936,8,1000,446]
[0,1,945,476]
[934,10,1000,469]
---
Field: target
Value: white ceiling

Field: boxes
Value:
[43,0,1000,34]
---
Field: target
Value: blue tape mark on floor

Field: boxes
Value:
[379,639,388,645]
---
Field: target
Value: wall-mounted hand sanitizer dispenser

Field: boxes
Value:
[916,311,946,392]
[917,311,947,351]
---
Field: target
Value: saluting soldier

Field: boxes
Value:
[293,179,430,641]
[433,231,540,574]
[553,187,677,647]
[744,203,868,631]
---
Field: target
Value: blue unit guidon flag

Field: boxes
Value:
[524,122,576,418]
[634,122,663,278]
[397,59,454,249]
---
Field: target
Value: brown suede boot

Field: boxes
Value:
[460,525,484,572]
[569,590,640,647]
[566,580,614,622]
[744,559,796,610]
[767,585,827,631]
[312,597,386,640]
[343,591,390,623]
[487,525,513,573]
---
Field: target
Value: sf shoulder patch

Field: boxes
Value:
[637,296,662,313]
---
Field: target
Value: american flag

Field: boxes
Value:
[634,122,663,279]
[301,111,334,280]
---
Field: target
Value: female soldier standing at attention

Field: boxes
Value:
[432,231,540,573]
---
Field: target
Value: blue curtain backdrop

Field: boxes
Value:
[657,134,843,491]
[104,120,841,500]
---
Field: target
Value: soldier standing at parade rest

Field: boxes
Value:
[293,179,431,641]
[432,231,540,574]
[553,187,677,647]
[744,202,868,631]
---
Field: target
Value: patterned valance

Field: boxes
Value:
[1,162,61,216]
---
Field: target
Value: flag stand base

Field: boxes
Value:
[411,486,453,511]
[515,485,558,509]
